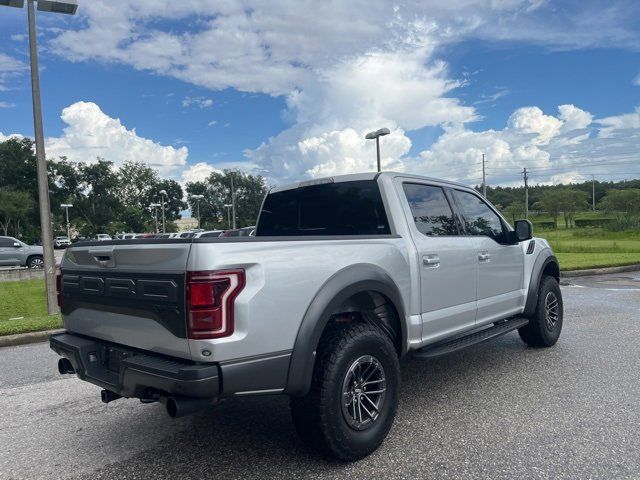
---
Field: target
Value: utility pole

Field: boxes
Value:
[230,175,236,229]
[522,167,529,220]
[591,174,596,212]
[482,153,486,197]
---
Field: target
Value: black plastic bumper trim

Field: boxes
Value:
[50,332,220,399]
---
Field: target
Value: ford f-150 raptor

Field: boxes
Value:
[51,172,563,461]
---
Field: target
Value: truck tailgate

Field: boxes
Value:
[59,242,192,360]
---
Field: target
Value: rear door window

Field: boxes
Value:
[256,180,391,236]
[402,184,459,236]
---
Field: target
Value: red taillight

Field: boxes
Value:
[186,269,245,339]
[56,273,62,308]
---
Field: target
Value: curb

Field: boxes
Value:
[561,263,640,278]
[0,329,64,348]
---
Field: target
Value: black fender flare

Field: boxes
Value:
[524,250,559,316]
[284,263,406,397]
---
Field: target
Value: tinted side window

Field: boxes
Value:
[0,237,15,247]
[256,180,390,236]
[452,190,506,243]
[403,184,458,236]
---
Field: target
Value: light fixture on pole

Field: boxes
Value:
[60,203,73,240]
[1,0,78,315]
[159,189,168,233]
[190,194,204,230]
[149,203,161,233]
[223,204,232,230]
[365,128,390,173]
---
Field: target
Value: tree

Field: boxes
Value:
[0,189,33,236]
[502,201,526,224]
[185,170,268,229]
[559,190,589,228]
[598,189,640,219]
[533,190,565,226]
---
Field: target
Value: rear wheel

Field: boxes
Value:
[519,275,563,347]
[27,255,44,269]
[290,322,400,461]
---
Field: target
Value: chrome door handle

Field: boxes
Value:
[423,254,440,268]
[478,252,491,262]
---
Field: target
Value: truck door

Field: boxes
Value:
[449,189,524,325]
[398,181,478,343]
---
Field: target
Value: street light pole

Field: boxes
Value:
[190,194,204,229]
[29,0,57,313]
[231,176,236,230]
[149,203,160,233]
[223,204,232,230]
[1,0,78,315]
[365,128,391,172]
[60,203,72,240]
[159,190,167,233]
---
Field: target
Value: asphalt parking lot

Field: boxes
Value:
[1,273,639,479]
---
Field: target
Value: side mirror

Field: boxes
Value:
[13,242,21,248]
[514,219,533,242]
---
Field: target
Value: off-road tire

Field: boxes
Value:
[290,322,400,461]
[519,275,563,347]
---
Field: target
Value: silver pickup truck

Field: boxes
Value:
[51,172,563,461]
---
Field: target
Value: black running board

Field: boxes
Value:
[413,317,529,359]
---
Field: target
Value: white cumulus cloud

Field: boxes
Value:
[45,101,188,175]
[181,162,220,184]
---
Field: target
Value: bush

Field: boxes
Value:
[606,217,640,232]
[574,218,614,228]
[533,221,556,230]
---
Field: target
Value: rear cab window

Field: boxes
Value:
[256,180,391,236]
[402,183,459,236]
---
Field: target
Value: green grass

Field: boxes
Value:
[535,226,640,270]
[0,279,61,336]
[0,314,61,336]
[555,253,640,271]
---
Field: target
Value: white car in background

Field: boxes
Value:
[95,234,112,241]
[54,236,71,249]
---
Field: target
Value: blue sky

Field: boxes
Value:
[1,1,639,187]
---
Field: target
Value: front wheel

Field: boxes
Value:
[290,322,400,461]
[519,275,563,347]
[27,255,44,269]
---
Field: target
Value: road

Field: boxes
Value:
[1,273,639,479]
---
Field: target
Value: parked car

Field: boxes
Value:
[0,236,44,268]
[51,172,562,461]
[72,235,92,243]
[221,226,255,237]
[54,236,71,249]
[95,234,112,241]
[192,230,224,238]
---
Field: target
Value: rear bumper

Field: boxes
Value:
[50,332,220,399]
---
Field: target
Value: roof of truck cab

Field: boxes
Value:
[269,171,472,193]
